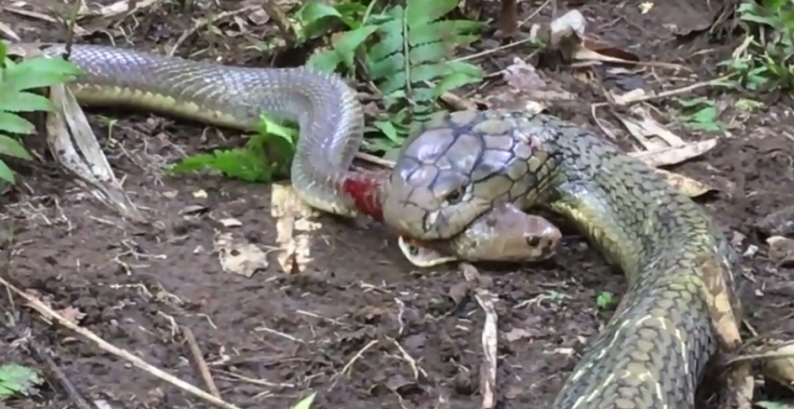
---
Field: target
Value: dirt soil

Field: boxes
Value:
[1,1,794,409]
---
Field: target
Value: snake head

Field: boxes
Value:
[383,149,494,240]
[382,111,547,241]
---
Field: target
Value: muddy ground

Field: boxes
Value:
[1,0,794,408]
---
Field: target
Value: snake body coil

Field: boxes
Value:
[40,44,365,217]
[382,110,746,409]
[25,43,743,408]
[29,43,561,264]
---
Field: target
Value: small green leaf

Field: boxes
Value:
[0,134,32,160]
[757,401,794,409]
[256,115,298,147]
[292,392,317,409]
[406,0,458,26]
[333,25,379,70]
[0,42,6,66]
[596,292,614,309]
[0,159,15,184]
[306,49,342,74]
[435,71,481,96]
[0,112,36,135]
[372,120,401,144]
[0,91,54,113]
[3,56,82,92]
[0,364,42,398]
[297,1,343,24]
[296,1,345,41]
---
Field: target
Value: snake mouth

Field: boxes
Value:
[397,236,459,268]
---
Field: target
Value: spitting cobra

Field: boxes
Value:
[20,42,560,266]
[381,109,746,409]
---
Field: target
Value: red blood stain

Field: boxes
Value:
[342,176,383,221]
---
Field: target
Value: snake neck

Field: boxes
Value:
[533,116,736,280]
[529,116,745,409]
[341,172,387,221]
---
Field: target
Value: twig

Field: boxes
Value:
[2,318,91,409]
[260,0,297,43]
[61,0,81,58]
[183,326,221,398]
[354,152,395,169]
[0,277,243,409]
[474,289,498,409]
[327,339,378,391]
[594,73,738,106]
[168,6,259,57]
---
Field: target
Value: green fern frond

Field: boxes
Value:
[366,0,483,115]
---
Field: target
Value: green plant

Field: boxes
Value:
[298,0,483,154]
[292,392,317,409]
[0,41,83,184]
[175,0,484,184]
[0,364,42,400]
[170,116,297,182]
[595,291,614,310]
[673,97,724,132]
[722,0,794,91]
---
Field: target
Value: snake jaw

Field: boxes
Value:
[397,236,458,268]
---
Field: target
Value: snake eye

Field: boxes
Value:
[444,187,465,205]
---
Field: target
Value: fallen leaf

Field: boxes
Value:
[617,107,686,151]
[219,218,242,228]
[766,236,794,266]
[504,327,535,342]
[214,232,268,277]
[56,307,85,325]
[654,168,715,197]
[630,138,718,168]
[270,183,321,274]
[755,204,794,237]
[759,341,794,389]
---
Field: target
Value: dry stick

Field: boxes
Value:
[2,318,92,409]
[596,73,738,107]
[0,277,243,409]
[167,6,258,57]
[61,0,81,57]
[475,289,498,409]
[183,326,222,398]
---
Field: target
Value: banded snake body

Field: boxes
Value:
[24,43,744,409]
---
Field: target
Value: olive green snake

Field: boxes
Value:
[25,43,744,409]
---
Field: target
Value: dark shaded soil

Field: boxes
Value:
[1,1,793,409]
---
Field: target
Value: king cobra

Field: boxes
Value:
[23,43,560,265]
[25,43,744,408]
[382,110,746,409]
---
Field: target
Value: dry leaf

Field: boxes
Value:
[219,218,242,228]
[617,107,685,151]
[56,306,86,325]
[630,139,718,168]
[504,328,535,342]
[654,168,715,197]
[270,183,321,274]
[214,232,268,277]
[759,341,794,388]
[766,236,794,266]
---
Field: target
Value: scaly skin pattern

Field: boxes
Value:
[381,109,746,409]
[21,43,561,264]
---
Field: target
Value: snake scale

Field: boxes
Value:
[28,43,560,266]
[26,43,744,409]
